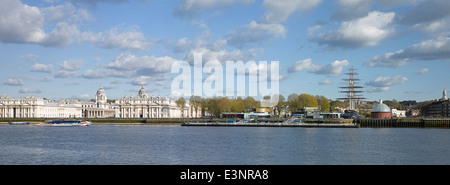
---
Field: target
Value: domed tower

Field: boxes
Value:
[371,99,391,119]
[96,84,107,104]
[138,83,149,99]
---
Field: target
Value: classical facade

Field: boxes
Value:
[0,96,82,118]
[113,84,199,118]
[0,85,200,119]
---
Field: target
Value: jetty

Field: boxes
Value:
[355,118,450,128]
[181,122,358,128]
[182,118,358,128]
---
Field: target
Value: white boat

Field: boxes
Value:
[9,122,30,125]
[36,119,91,127]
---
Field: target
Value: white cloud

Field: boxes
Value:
[288,58,349,77]
[106,53,177,74]
[312,11,395,49]
[174,0,254,19]
[60,60,82,71]
[367,86,391,93]
[366,75,408,92]
[396,0,450,26]
[130,75,168,86]
[43,2,93,23]
[82,69,133,79]
[54,70,79,78]
[0,0,46,44]
[41,22,80,48]
[19,88,42,94]
[0,0,95,48]
[0,1,151,51]
[166,37,205,53]
[367,36,450,67]
[288,58,320,73]
[261,0,321,23]
[24,76,52,82]
[184,47,259,65]
[3,78,24,86]
[94,25,152,51]
[416,68,430,74]
[319,79,333,85]
[366,75,408,87]
[227,21,287,48]
[19,53,38,61]
[31,63,54,73]
[331,0,376,21]
[82,53,178,83]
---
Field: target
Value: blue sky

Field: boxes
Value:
[0,0,449,102]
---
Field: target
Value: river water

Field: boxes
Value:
[1,125,450,165]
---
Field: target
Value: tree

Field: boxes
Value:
[189,95,202,118]
[298,93,318,108]
[230,97,245,112]
[205,98,219,117]
[175,97,186,118]
[315,95,330,112]
[276,94,285,106]
[330,100,346,111]
[218,97,231,113]
[243,96,259,110]
[287,93,299,112]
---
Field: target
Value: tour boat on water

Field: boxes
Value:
[8,122,30,125]
[37,119,91,127]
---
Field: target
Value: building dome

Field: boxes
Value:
[371,99,391,119]
[372,100,390,113]
[96,86,105,95]
[138,84,148,99]
[96,84,107,104]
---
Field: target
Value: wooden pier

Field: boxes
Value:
[355,118,450,128]
[181,122,359,128]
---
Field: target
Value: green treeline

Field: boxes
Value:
[176,93,340,118]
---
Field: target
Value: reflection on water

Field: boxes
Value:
[1,125,450,164]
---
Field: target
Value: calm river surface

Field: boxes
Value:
[1,125,450,165]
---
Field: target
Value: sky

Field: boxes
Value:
[0,0,449,102]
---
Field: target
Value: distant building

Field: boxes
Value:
[399,100,417,107]
[425,101,450,117]
[371,100,391,119]
[292,107,320,118]
[0,84,201,119]
[391,109,406,118]
[0,96,82,118]
[221,112,270,119]
[421,89,449,117]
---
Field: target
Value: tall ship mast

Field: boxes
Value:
[338,66,365,111]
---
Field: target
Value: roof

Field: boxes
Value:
[372,100,390,113]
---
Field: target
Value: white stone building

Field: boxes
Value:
[113,84,199,118]
[0,85,201,119]
[0,96,82,118]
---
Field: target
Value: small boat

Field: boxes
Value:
[37,119,91,127]
[9,122,30,125]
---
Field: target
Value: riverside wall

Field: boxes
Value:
[355,118,450,128]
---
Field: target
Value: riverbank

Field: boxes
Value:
[181,122,359,128]
[2,118,450,128]
[0,118,184,126]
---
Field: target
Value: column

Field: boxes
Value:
[156,107,159,118]
[150,107,153,118]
